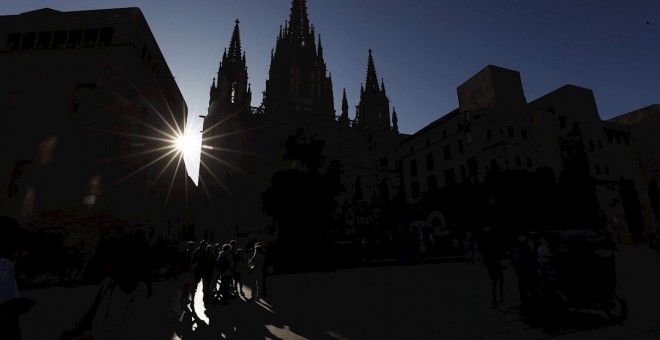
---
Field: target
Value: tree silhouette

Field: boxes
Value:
[261,129,342,271]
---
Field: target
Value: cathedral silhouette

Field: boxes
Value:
[197,0,401,241]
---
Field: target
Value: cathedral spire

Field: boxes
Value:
[365,49,379,92]
[340,88,349,126]
[392,107,399,133]
[225,19,242,64]
[317,34,323,58]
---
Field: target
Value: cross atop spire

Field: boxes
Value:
[225,18,243,63]
[365,49,380,92]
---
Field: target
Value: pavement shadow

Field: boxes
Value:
[174,294,336,340]
[521,308,618,336]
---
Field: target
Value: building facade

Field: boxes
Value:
[0,8,189,240]
[400,65,657,242]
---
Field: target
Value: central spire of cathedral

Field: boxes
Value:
[287,0,311,46]
[264,0,334,120]
[365,49,380,92]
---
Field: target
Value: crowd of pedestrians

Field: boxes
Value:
[54,228,271,339]
[184,239,269,306]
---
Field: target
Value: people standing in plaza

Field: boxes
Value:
[479,226,504,306]
[247,244,266,302]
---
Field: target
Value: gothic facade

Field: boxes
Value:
[198,0,401,239]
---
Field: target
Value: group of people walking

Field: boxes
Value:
[182,239,268,306]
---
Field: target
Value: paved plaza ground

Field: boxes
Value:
[17,245,660,339]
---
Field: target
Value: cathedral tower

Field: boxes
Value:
[264,0,334,121]
[206,19,251,125]
[356,49,393,132]
[201,19,252,195]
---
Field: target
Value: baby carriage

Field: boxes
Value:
[530,229,627,323]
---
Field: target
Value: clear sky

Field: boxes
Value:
[3,0,659,184]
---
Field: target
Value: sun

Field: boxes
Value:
[173,130,198,156]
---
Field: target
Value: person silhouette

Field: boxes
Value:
[60,233,151,340]
[479,226,504,306]
[0,215,35,340]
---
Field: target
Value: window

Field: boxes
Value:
[231,82,236,104]
[444,169,456,187]
[521,129,528,139]
[82,29,98,47]
[458,140,463,155]
[67,29,82,48]
[515,156,521,167]
[20,32,36,50]
[444,145,451,160]
[508,126,514,137]
[490,159,499,172]
[6,33,21,50]
[52,31,67,48]
[589,140,595,152]
[467,157,478,177]
[526,158,532,168]
[559,116,567,129]
[605,166,610,175]
[442,130,447,139]
[36,32,52,49]
[380,158,389,167]
[460,165,467,182]
[411,182,420,199]
[466,130,473,144]
[427,175,437,191]
[487,129,492,141]
[410,160,418,177]
[99,27,113,46]
[598,141,603,150]
[426,153,434,171]
[425,138,430,147]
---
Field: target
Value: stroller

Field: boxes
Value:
[530,230,627,323]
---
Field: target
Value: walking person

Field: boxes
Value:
[0,216,35,340]
[247,244,266,302]
[464,232,475,264]
[191,240,213,304]
[60,233,151,340]
[178,241,195,305]
[233,249,248,298]
[511,234,537,315]
[479,226,504,306]
[213,244,234,304]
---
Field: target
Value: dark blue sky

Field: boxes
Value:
[3,0,659,181]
